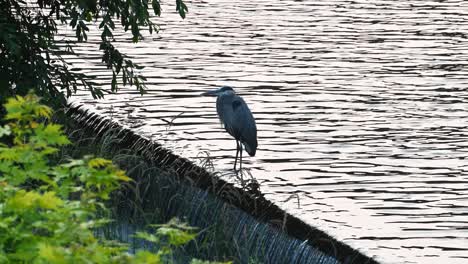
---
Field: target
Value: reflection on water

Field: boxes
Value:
[66,1,468,263]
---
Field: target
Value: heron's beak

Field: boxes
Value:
[201,89,219,96]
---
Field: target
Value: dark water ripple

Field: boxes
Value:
[62,0,468,263]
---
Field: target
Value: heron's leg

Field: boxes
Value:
[239,142,243,171]
[234,140,240,170]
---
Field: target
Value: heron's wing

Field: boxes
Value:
[231,96,258,156]
[216,94,230,128]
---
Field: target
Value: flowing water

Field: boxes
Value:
[64,1,468,263]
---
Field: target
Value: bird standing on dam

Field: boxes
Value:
[201,86,257,170]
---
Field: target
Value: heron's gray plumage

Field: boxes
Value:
[202,86,258,170]
[216,92,257,156]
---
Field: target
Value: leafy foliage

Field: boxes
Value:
[138,218,198,247]
[0,0,188,106]
[0,94,224,264]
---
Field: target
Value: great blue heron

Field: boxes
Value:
[201,86,257,170]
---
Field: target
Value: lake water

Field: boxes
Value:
[65,0,468,263]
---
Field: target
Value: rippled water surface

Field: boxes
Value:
[64,1,468,263]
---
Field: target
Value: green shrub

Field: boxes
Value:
[0,93,227,264]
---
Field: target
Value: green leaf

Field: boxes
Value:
[6,190,41,211]
[111,71,117,92]
[38,192,63,210]
[88,158,112,168]
[0,125,12,137]
[61,159,85,168]
[152,0,161,16]
[176,0,188,19]
[33,105,52,118]
[157,226,196,246]
[0,147,20,161]
[134,250,161,264]
[135,231,159,243]
[115,169,132,182]
[85,11,93,22]
[33,124,70,146]
[38,243,67,264]
[0,216,17,230]
[4,96,25,120]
